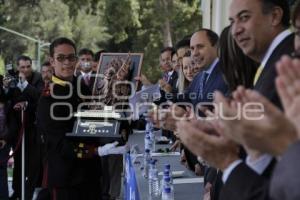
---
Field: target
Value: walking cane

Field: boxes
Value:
[21,107,25,200]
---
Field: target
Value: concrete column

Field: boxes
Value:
[201,0,212,29]
[211,0,232,35]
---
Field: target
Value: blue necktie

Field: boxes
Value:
[198,72,208,99]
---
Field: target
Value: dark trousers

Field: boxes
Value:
[12,128,42,200]
[12,145,32,199]
[107,155,123,199]
[49,182,102,200]
[100,155,123,200]
[100,157,110,200]
[0,145,9,200]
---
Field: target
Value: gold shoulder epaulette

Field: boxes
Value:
[52,76,68,87]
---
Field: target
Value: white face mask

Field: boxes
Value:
[81,61,92,70]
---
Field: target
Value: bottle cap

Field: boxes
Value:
[151,159,157,165]
[164,164,171,169]
[164,177,171,182]
[164,187,171,193]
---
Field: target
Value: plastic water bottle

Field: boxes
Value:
[165,164,171,171]
[161,171,174,194]
[149,129,156,153]
[143,149,151,178]
[146,120,156,153]
[162,187,174,200]
[146,120,153,132]
[164,164,173,183]
[161,176,171,191]
[148,160,154,193]
[149,160,160,197]
[161,171,170,192]
[145,134,153,153]
[164,164,171,177]
[160,164,174,198]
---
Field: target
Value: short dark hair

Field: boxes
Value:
[41,61,51,67]
[49,37,76,57]
[17,55,32,66]
[171,51,177,59]
[292,0,300,25]
[94,50,107,62]
[198,29,219,47]
[183,51,191,58]
[175,35,191,51]
[261,0,290,27]
[160,47,175,55]
[78,48,94,58]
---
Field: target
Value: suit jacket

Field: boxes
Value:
[220,33,295,200]
[79,71,97,96]
[154,71,179,140]
[155,70,179,104]
[168,70,178,94]
[183,61,228,106]
[28,71,44,95]
[269,141,300,200]
[254,34,294,109]
[36,76,102,188]
[5,84,39,145]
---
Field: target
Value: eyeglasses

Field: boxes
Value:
[55,54,77,63]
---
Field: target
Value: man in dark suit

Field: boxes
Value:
[220,2,300,200]
[152,29,228,200]
[174,0,294,200]
[5,55,43,200]
[157,47,178,102]
[221,0,293,186]
[174,36,191,72]
[13,55,44,95]
[77,48,96,95]
[155,47,179,141]
[186,30,228,200]
[218,0,294,199]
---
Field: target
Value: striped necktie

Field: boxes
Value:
[198,72,208,98]
[163,72,169,82]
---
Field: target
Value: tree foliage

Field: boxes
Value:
[0,0,202,80]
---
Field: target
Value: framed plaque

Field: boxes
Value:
[94,53,143,93]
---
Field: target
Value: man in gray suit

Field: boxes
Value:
[268,2,300,199]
